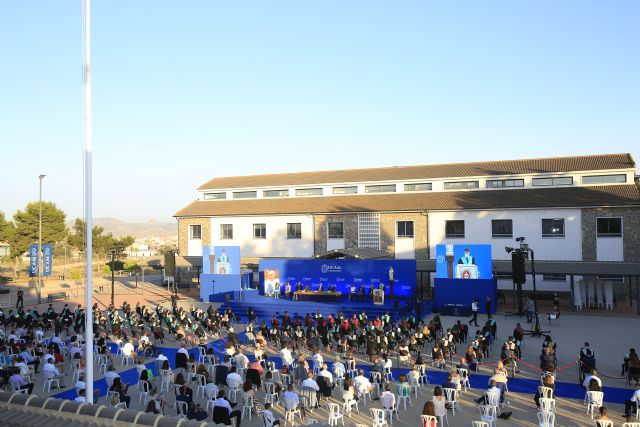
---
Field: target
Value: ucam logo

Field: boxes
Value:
[320,264,342,274]
[437,255,444,263]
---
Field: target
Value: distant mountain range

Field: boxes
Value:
[67,218,177,240]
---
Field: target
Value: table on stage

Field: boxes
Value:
[293,290,342,302]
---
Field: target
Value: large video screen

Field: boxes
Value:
[435,244,492,280]
[203,246,240,275]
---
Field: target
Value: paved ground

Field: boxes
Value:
[19,296,638,427]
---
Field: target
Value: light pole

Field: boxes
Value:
[38,174,46,304]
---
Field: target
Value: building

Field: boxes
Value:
[175,153,640,297]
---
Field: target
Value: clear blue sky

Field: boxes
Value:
[1,1,638,223]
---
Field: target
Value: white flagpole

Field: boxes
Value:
[82,0,94,404]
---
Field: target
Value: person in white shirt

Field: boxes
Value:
[624,384,640,420]
[177,345,189,357]
[43,361,66,387]
[234,349,249,370]
[318,364,333,384]
[475,380,501,404]
[103,366,120,387]
[280,346,293,367]
[282,384,300,409]
[51,335,65,349]
[380,384,396,411]
[122,340,135,357]
[354,369,372,397]
[583,369,602,389]
[312,353,323,371]
[156,352,168,362]
[226,366,242,388]
[214,390,242,426]
[75,389,87,403]
[204,378,219,399]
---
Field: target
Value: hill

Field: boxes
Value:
[67,218,177,240]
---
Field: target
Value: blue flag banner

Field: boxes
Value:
[29,244,38,277]
[43,244,53,277]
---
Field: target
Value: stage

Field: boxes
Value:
[220,289,429,323]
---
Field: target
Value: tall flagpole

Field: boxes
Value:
[82,0,94,404]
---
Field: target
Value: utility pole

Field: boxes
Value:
[110,248,116,307]
[38,174,46,304]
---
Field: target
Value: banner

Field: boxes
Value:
[43,244,53,277]
[29,244,38,277]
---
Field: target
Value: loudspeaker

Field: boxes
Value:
[512,251,526,284]
[164,251,176,276]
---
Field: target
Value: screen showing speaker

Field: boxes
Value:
[435,244,492,280]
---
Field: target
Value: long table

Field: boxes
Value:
[293,290,342,302]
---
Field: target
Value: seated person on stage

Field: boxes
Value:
[303,284,311,292]
[328,284,337,292]
[285,282,292,299]
[317,283,324,293]
[296,282,303,291]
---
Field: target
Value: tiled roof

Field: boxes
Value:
[197,153,635,190]
[175,184,640,217]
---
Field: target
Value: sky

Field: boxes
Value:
[1,1,638,223]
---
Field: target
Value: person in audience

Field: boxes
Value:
[9,370,34,394]
[422,401,437,427]
[442,373,457,391]
[262,402,281,427]
[583,369,602,389]
[534,373,555,408]
[624,384,640,421]
[475,380,501,404]
[596,406,611,422]
[214,390,242,427]
[187,403,208,421]
[110,377,131,408]
[145,399,160,414]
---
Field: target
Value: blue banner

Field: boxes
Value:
[29,244,38,277]
[43,244,53,277]
[258,259,416,297]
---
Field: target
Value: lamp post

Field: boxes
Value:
[37,174,46,304]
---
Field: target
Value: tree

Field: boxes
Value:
[13,202,68,256]
[0,211,16,249]
[68,218,135,259]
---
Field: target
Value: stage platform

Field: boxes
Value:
[220,289,429,323]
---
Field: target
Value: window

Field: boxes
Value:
[365,184,396,193]
[189,224,202,240]
[404,183,432,192]
[220,224,233,240]
[263,189,289,198]
[287,223,302,239]
[583,174,627,184]
[203,192,226,200]
[597,274,624,283]
[232,191,257,199]
[295,188,323,196]
[397,221,414,238]
[486,179,524,188]
[357,213,380,249]
[491,219,513,238]
[542,274,566,282]
[253,223,266,239]
[333,186,358,195]
[542,219,565,238]
[445,220,465,238]
[597,218,622,237]
[532,177,573,186]
[443,181,479,190]
[328,222,344,239]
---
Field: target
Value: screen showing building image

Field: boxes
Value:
[263,268,280,294]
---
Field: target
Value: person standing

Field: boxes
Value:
[16,289,23,309]
[469,299,479,327]
[485,296,493,319]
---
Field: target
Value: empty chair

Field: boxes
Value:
[327,402,344,426]
[538,386,553,399]
[479,405,497,427]
[137,380,150,405]
[433,398,448,426]
[380,392,396,424]
[264,382,279,406]
[622,423,640,427]
[586,391,604,419]
[537,411,555,427]
[457,368,470,391]
[241,393,254,421]
[595,421,613,427]
[370,408,389,427]
[194,374,206,399]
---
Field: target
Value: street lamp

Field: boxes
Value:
[37,174,46,304]
[109,246,124,307]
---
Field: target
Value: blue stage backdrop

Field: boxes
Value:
[433,278,497,314]
[435,244,492,280]
[258,259,416,297]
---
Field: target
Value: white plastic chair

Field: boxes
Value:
[472,422,490,427]
[444,388,459,415]
[137,380,150,405]
[596,421,613,427]
[194,374,206,399]
[604,281,614,310]
[539,398,555,413]
[538,386,553,399]
[586,391,604,418]
[42,371,60,392]
[622,422,640,427]
[458,368,470,391]
[242,393,254,421]
[176,400,188,418]
[370,408,388,427]
[283,396,302,426]
[420,415,438,427]
[394,384,411,410]
[264,382,278,406]
[327,402,344,426]
[537,411,555,427]
[479,405,497,427]
[595,280,604,308]
[380,393,397,424]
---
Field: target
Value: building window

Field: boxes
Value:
[542,274,566,282]
[443,181,479,190]
[486,179,524,188]
[220,224,233,240]
[357,213,380,249]
[232,191,257,199]
[491,219,513,238]
[295,188,323,196]
[333,186,358,195]
[287,223,302,239]
[328,222,344,239]
[365,184,396,193]
[445,220,465,238]
[253,223,266,239]
[597,274,624,283]
[597,218,622,237]
[532,177,573,186]
[404,183,432,192]
[542,219,565,238]
[203,192,226,200]
[582,174,627,184]
[189,225,202,240]
[263,189,289,198]
[397,221,414,238]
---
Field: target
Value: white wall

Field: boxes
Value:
[395,237,415,259]
[596,237,623,261]
[327,238,345,251]
[210,215,314,258]
[187,239,203,257]
[428,209,583,261]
